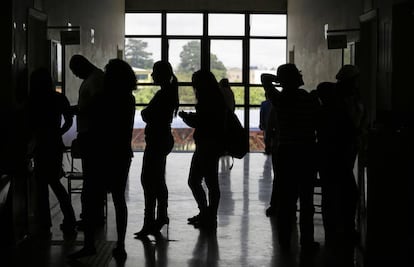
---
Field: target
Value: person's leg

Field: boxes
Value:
[78,134,105,227]
[341,168,359,246]
[155,154,168,223]
[298,145,317,248]
[275,145,298,248]
[136,149,157,236]
[188,151,208,215]
[68,171,105,258]
[267,147,279,216]
[319,145,341,246]
[33,154,52,232]
[204,154,220,216]
[298,174,316,247]
[49,180,76,226]
[110,159,130,260]
[48,153,76,231]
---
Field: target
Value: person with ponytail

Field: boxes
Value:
[135,61,179,239]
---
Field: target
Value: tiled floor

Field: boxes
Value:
[8,152,357,267]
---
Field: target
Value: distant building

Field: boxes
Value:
[226,68,242,83]
[226,67,275,84]
[132,67,152,83]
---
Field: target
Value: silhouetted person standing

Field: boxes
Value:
[261,64,319,251]
[69,59,136,261]
[135,61,179,239]
[314,65,365,248]
[179,70,226,230]
[260,92,275,155]
[27,67,76,235]
[101,59,136,261]
[68,54,105,228]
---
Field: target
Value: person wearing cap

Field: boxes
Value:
[314,64,365,249]
[261,64,319,252]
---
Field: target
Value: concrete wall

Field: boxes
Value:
[43,0,125,105]
[126,0,286,12]
[287,0,362,90]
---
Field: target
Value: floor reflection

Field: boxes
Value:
[10,152,344,267]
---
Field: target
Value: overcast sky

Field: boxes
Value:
[125,13,286,70]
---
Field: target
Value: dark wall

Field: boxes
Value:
[0,0,124,245]
[43,0,125,105]
[1,0,35,246]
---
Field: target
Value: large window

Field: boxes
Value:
[125,12,287,152]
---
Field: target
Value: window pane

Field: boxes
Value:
[172,111,195,151]
[249,107,264,152]
[249,86,266,105]
[169,39,201,82]
[235,108,245,128]
[125,13,161,35]
[250,39,286,84]
[133,85,158,105]
[250,14,286,36]
[179,86,196,105]
[167,13,203,35]
[125,38,161,76]
[209,14,245,36]
[232,86,245,105]
[210,40,242,83]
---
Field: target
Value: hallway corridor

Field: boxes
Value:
[7,152,352,267]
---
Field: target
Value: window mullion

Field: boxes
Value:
[161,12,167,61]
[244,12,250,151]
[201,11,210,71]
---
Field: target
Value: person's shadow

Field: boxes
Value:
[140,234,169,267]
[187,229,219,267]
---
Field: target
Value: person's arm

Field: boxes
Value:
[60,95,73,135]
[178,111,197,128]
[261,73,280,102]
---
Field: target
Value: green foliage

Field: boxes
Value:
[210,54,226,71]
[232,86,244,105]
[133,85,158,105]
[250,87,266,105]
[211,69,227,82]
[127,39,265,108]
[178,86,196,104]
[177,41,227,75]
[125,39,154,69]
[178,41,201,73]
[175,72,193,83]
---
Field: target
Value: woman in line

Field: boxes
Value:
[135,61,179,239]
[179,70,226,230]
[69,59,136,261]
[27,67,77,235]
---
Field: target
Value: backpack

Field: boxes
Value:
[222,109,249,159]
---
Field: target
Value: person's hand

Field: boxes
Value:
[178,111,186,117]
[178,110,187,118]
